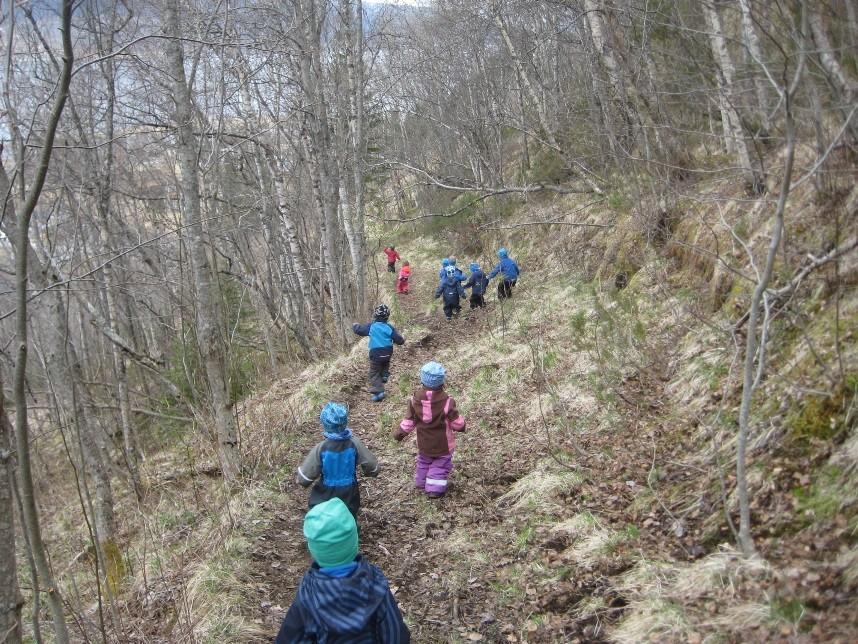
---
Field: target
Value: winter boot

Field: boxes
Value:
[371,391,385,402]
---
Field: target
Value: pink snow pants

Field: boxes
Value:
[415,453,453,494]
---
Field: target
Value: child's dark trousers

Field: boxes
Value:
[368,359,390,393]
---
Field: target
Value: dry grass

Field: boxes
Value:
[496,459,585,513]
[609,547,772,642]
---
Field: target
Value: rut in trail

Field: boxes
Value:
[247,267,533,643]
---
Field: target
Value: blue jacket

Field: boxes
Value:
[275,556,411,643]
[487,257,520,282]
[352,320,404,362]
[434,276,465,304]
[463,270,489,296]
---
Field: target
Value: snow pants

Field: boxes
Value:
[387,262,396,273]
[368,359,390,394]
[397,277,409,293]
[443,301,461,320]
[497,279,516,300]
[469,293,485,309]
[415,453,453,495]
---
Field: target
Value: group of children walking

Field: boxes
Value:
[385,246,521,322]
[282,361,462,641]
[276,245,520,641]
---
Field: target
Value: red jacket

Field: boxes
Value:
[384,248,400,263]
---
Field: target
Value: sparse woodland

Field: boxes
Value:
[0,0,856,642]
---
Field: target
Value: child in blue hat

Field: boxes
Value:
[297,402,379,517]
[463,261,489,309]
[393,362,466,498]
[486,247,521,300]
[275,498,411,643]
[434,266,465,321]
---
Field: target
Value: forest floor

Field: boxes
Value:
[240,254,857,643]
[245,267,537,642]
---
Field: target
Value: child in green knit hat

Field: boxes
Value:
[275,498,410,642]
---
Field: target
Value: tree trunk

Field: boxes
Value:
[5,3,75,641]
[703,1,756,188]
[164,0,241,481]
[738,0,770,132]
[493,5,603,194]
[344,0,368,316]
[0,374,22,644]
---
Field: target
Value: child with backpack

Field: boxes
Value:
[383,246,400,273]
[434,266,465,321]
[393,362,466,499]
[275,497,411,643]
[463,261,489,309]
[297,402,379,518]
[396,261,411,294]
[438,257,450,280]
[352,304,405,402]
[486,247,521,300]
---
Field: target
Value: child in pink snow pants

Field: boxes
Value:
[394,361,465,498]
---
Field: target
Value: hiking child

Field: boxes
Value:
[434,266,465,321]
[448,256,466,282]
[297,402,379,518]
[274,498,411,643]
[396,261,411,294]
[352,304,405,402]
[463,261,489,309]
[383,246,400,273]
[486,247,521,300]
[393,362,466,498]
[438,257,451,280]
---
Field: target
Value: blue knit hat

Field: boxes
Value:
[320,402,348,433]
[498,247,508,258]
[303,498,359,568]
[469,262,479,272]
[441,258,450,267]
[420,362,446,389]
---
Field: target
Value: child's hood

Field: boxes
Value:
[296,557,390,633]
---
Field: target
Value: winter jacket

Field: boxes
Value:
[463,269,489,296]
[398,266,411,281]
[434,276,465,305]
[487,257,520,282]
[297,430,379,514]
[383,248,400,264]
[353,320,405,362]
[275,556,411,644]
[396,386,466,457]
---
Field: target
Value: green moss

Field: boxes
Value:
[792,464,846,524]
[786,390,845,443]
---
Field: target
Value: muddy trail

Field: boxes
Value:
[247,269,531,642]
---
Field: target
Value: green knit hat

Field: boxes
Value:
[303,498,359,568]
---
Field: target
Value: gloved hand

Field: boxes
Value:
[392,428,407,442]
[352,323,359,332]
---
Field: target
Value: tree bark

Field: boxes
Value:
[164,0,241,481]
[493,4,603,194]
[738,0,770,132]
[703,1,756,188]
[0,374,22,644]
[5,2,75,640]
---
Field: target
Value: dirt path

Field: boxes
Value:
[247,268,531,642]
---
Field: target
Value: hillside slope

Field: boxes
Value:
[116,167,857,643]
[233,176,855,641]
